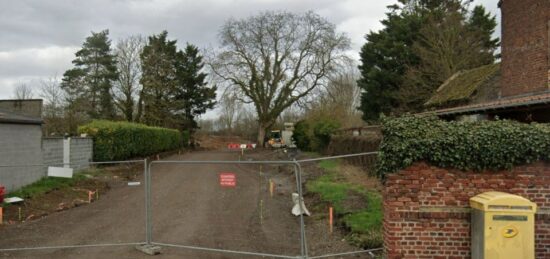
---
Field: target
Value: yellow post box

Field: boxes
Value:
[470,191,537,259]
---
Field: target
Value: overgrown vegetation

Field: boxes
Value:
[307,159,383,248]
[377,115,550,177]
[79,120,186,161]
[293,118,340,152]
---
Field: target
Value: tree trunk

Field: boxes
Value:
[257,126,266,147]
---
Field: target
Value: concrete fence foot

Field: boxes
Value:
[136,244,161,255]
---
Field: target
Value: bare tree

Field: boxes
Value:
[211,11,350,145]
[13,82,34,99]
[218,91,243,133]
[39,76,65,117]
[305,62,363,128]
[114,35,146,121]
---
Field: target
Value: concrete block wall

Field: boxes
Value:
[500,0,550,97]
[383,162,550,258]
[69,138,93,169]
[42,137,64,166]
[0,124,44,192]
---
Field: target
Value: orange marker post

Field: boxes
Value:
[269,180,274,198]
[0,207,3,225]
[88,190,93,203]
[329,206,333,234]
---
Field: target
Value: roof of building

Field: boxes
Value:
[425,63,500,108]
[422,91,550,116]
[0,108,43,125]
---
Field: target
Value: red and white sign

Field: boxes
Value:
[227,143,257,150]
[219,173,236,187]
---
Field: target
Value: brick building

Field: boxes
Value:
[424,0,550,122]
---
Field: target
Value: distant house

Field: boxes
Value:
[423,0,550,122]
[0,99,44,191]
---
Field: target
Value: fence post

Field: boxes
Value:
[145,158,152,245]
[294,160,308,259]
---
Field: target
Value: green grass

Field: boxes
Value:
[7,169,101,199]
[318,159,339,171]
[307,159,383,249]
[343,191,383,232]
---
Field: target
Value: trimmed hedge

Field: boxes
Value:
[79,120,187,161]
[377,115,550,177]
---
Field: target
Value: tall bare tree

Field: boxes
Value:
[218,91,242,133]
[13,82,34,99]
[211,11,350,145]
[39,76,65,117]
[114,35,145,122]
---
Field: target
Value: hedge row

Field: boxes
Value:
[377,115,550,177]
[78,120,187,161]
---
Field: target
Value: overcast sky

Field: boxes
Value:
[0,0,500,100]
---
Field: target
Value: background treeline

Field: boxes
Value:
[23,30,216,139]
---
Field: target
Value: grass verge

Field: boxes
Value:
[307,159,383,249]
[6,168,104,200]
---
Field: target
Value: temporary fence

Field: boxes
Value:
[0,151,381,258]
[0,159,146,256]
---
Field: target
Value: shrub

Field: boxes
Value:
[293,118,340,152]
[293,120,312,151]
[377,115,550,177]
[79,120,187,161]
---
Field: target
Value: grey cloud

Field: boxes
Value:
[0,0,499,98]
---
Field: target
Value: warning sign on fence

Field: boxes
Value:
[219,173,236,187]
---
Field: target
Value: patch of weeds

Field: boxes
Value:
[307,159,383,249]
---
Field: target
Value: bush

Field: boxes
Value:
[377,115,550,177]
[292,118,340,152]
[293,120,312,151]
[79,120,187,161]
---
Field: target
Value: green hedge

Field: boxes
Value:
[79,120,187,161]
[293,118,340,152]
[377,115,550,177]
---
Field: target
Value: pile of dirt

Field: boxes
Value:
[195,134,252,150]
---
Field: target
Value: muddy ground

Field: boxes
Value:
[0,149,373,258]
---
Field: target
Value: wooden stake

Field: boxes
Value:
[0,207,3,225]
[329,206,333,234]
[269,179,274,198]
[260,199,264,225]
[18,207,22,222]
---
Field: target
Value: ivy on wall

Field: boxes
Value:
[376,115,550,177]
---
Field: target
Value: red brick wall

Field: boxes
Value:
[383,162,550,258]
[500,0,550,97]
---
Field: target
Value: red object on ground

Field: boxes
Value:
[227,143,240,149]
[219,173,236,187]
[0,186,4,203]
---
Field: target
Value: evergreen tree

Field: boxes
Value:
[357,0,498,120]
[174,44,217,135]
[357,6,423,121]
[139,31,179,127]
[61,30,118,119]
[397,2,499,112]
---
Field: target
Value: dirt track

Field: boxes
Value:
[0,150,308,258]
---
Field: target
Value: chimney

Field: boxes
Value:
[500,0,550,97]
